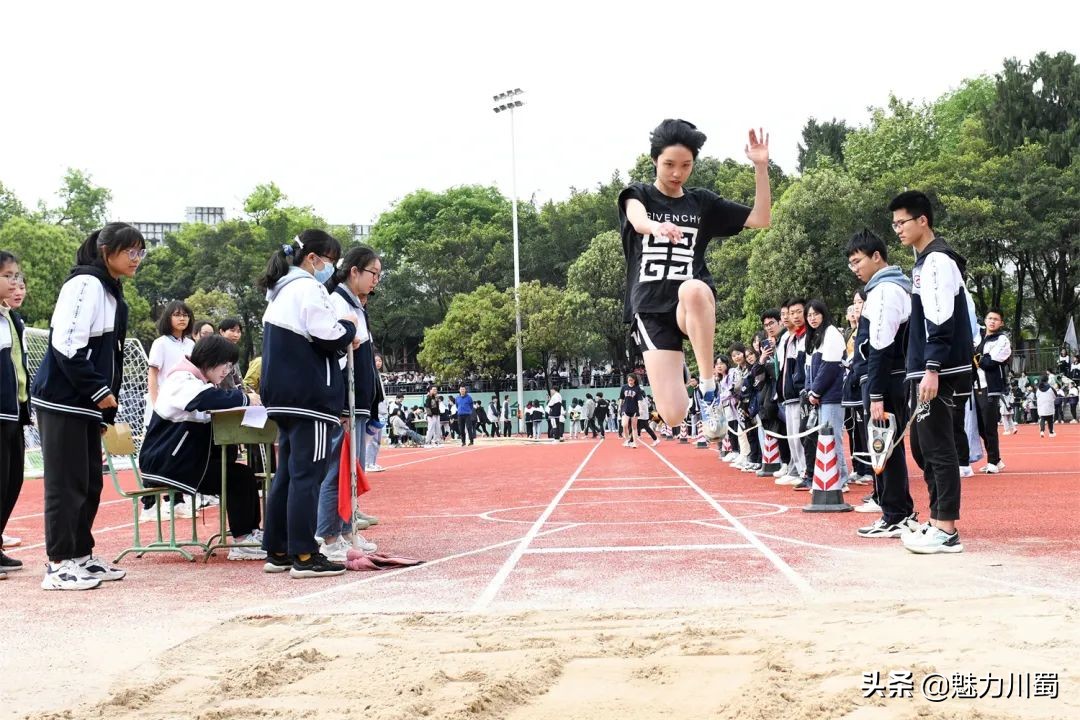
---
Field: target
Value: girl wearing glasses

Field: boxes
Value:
[31,223,146,590]
[257,230,358,578]
[0,252,30,577]
[315,245,382,562]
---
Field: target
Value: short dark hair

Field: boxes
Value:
[192,319,215,336]
[888,190,934,229]
[986,308,1004,320]
[649,119,707,160]
[788,297,807,310]
[190,335,239,372]
[218,317,242,333]
[156,301,194,338]
[846,229,888,262]
[0,250,18,272]
[730,342,746,354]
[76,223,146,268]
[760,308,781,323]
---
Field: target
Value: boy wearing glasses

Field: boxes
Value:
[888,191,973,554]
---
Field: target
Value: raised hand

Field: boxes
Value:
[744,128,770,166]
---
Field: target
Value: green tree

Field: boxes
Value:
[417,284,513,382]
[796,117,850,172]
[0,181,27,228]
[566,230,628,365]
[243,182,287,223]
[985,51,1079,167]
[0,217,80,327]
[516,281,594,390]
[42,168,112,235]
[184,288,240,324]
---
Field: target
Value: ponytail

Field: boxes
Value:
[76,223,146,267]
[257,228,342,292]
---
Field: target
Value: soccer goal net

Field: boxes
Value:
[23,328,150,475]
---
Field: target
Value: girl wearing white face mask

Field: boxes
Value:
[256,230,358,578]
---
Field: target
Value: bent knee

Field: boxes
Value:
[678,279,713,303]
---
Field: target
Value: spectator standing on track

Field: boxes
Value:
[455,386,476,446]
[637,391,660,446]
[620,374,645,448]
[547,387,565,441]
[257,230,357,578]
[803,299,851,492]
[365,353,387,473]
[583,393,597,438]
[1035,374,1057,437]
[618,119,772,437]
[500,394,512,436]
[974,309,1011,473]
[487,397,501,437]
[424,386,442,447]
[593,392,610,439]
[32,223,146,590]
[758,309,790,480]
[0,251,29,575]
[891,191,973,555]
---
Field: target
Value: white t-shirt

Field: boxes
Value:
[148,335,195,376]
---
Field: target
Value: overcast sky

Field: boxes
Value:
[1,1,1077,227]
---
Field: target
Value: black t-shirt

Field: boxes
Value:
[620,384,644,414]
[425,395,440,417]
[595,398,610,417]
[618,182,751,322]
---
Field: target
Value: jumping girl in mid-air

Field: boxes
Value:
[619,119,772,437]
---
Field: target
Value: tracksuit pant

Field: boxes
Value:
[910,380,964,522]
[263,416,333,556]
[863,378,914,525]
[39,411,102,562]
[0,420,25,548]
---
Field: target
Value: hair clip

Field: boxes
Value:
[293,234,304,249]
[281,244,294,257]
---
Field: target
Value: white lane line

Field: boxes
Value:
[566,485,690,491]
[379,446,481,469]
[644,442,815,595]
[575,476,680,481]
[472,440,603,611]
[523,543,753,554]
[241,523,581,615]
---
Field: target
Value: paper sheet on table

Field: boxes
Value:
[240,405,268,429]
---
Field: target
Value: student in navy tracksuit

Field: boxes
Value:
[889,191,972,555]
[257,230,357,578]
[31,223,146,590]
[974,308,1011,473]
[803,299,851,491]
[138,336,264,559]
[846,231,917,537]
[0,251,30,576]
[315,245,382,562]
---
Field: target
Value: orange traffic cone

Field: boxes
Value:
[803,424,852,513]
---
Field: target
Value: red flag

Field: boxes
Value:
[338,428,371,523]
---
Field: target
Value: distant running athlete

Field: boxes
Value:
[619,119,772,437]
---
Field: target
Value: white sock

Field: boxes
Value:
[699,378,716,394]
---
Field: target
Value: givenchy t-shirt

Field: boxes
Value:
[618,182,751,322]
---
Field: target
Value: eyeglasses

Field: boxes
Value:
[126,248,148,261]
[847,256,866,270]
[0,272,25,283]
[891,216,919,232]
[171,311,190,318]
[360,267,382,281]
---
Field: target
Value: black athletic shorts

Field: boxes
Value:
[622,403,639,417]
[631,311,687,353]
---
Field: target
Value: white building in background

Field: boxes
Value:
[129,206,226,247]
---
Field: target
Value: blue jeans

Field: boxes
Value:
[817,403,850,485]
[315,420,368,539]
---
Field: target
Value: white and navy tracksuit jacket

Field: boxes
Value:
[139,360,250,493]
[260,267,357,426]
[859,266,912,403]
[328,285,376,421]
[30,266,128,425]
[976,332,1011,397]
[805,325,847,405]
[906,238,974,391]
[0,309,30,425]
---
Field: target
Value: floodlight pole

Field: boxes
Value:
[493,89,526,434]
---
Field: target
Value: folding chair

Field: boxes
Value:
[102,423,208,563]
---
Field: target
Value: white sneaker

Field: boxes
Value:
[172,499,194,518]
[42,560,101,591]
[981,462,1002,474]
[905,527,963,554]
[78,555,126,582]
[366,464,386,473]
[139,502,165,523]
[958,465,974,478]
[1039,431,1044,437]
[772,464,790,478]
[781,474,804,486]
[2,533,22,547]
[348,534,378,553]
[854,499,881,513]
[319,538,352,562]
[1049,432,1056,438]
[227,541,268,561]
[900,522,934,545]
[651,438,662,447]
[699,400,725,440]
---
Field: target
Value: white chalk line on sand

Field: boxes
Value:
[472,440,604,611]
[240,522,582,616]
[565,485,690,491]
[693,521,1077,598]
[575,475,680,481]
[523,543,753,555]
[644,442,816,596]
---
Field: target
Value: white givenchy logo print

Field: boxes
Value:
[639,226,698,282]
